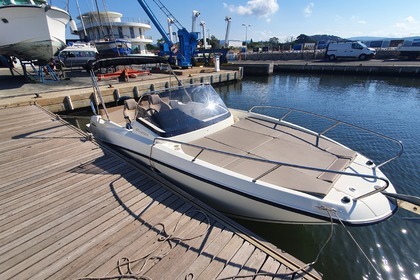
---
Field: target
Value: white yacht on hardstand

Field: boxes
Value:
[0,0,70,63]
[86,57,412,226]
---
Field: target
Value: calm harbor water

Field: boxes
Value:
[69,72,419,280]
[214,74,420,280]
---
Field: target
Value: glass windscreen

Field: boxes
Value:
[137,84,231,137]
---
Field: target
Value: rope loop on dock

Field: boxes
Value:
[77,210,210,280]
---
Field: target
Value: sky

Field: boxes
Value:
[62,0,420,43]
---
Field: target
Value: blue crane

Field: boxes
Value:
[135,0,199,67]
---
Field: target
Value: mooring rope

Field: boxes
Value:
[216,208,336,280]
[332,211,382,278]
[77,210,210,280]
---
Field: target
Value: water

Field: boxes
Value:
[214,74,420,280]
[69,73,420,279]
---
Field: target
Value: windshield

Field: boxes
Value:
[358,42,368,48]
[136,84,231,137]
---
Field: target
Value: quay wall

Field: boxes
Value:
[238,50,400,61]
[5,69,242,113]
[272,63,420,76]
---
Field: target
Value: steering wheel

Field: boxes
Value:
[146,108,158,117]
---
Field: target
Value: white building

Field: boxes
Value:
[227,40,243,48]
[76,11,153,55]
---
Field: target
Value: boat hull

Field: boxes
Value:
[95,40,132,57]
[148,154,334,224]
[124,147,396,225]
[0,5,70,62]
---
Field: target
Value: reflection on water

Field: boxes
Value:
[215,73,420,280]
[63,114,91,132]
[68,73,419,280]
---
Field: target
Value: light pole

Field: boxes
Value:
[241,23,251,59]
[192,10,200,33]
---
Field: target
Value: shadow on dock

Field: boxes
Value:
[0,104,322,279]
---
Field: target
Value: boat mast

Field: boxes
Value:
[75,0,88,39]
[101,0,116,41]
[94,0,106,38]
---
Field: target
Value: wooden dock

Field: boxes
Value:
[0,105,322,280]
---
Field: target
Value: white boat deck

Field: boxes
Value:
[100,101,357,198]
[183,117,357,197]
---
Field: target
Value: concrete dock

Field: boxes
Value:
[0,104,322,279]
[0,66,242,113]
[230,59,420,76]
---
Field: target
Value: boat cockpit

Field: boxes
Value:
[122,84,231,137]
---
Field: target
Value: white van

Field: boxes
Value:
[57,43,98,69]
[325,41,376,61]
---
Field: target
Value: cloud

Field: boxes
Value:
[395,16,418,30]
[350,16,367,24]
[406,16,416,23]
[334,15,343,21]
[303,2,314,17]
[223,0,279,18]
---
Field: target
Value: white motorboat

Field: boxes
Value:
[0,0,70,63]
[87,57,406,226]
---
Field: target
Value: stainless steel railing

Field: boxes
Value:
[151,104,405,200]
[249,105,404,170]
[152,136,391,201]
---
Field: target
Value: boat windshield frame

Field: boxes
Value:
[1,0,44,5]
[135,84,231,137]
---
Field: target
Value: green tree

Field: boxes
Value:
[268,37,280,45]
[156,38,166,45]
[295,34,315,44]
[209,35,220,49]
[146,43,158,51]
[247,39,256,49]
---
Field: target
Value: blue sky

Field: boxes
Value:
[64,0,420,42]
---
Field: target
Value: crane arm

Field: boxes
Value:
[135,0,173,46]
[135,0,199,67]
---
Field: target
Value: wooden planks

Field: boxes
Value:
[0,105,322,280]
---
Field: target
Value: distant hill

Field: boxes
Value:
[309,35,420,43]
[348,36,420,41]
[347,36,387,41]
[309,34,344,42]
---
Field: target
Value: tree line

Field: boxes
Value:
[147,34,342,52]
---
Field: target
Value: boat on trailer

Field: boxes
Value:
[87,57,407,226]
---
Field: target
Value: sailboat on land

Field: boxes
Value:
[79,0,132,57]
